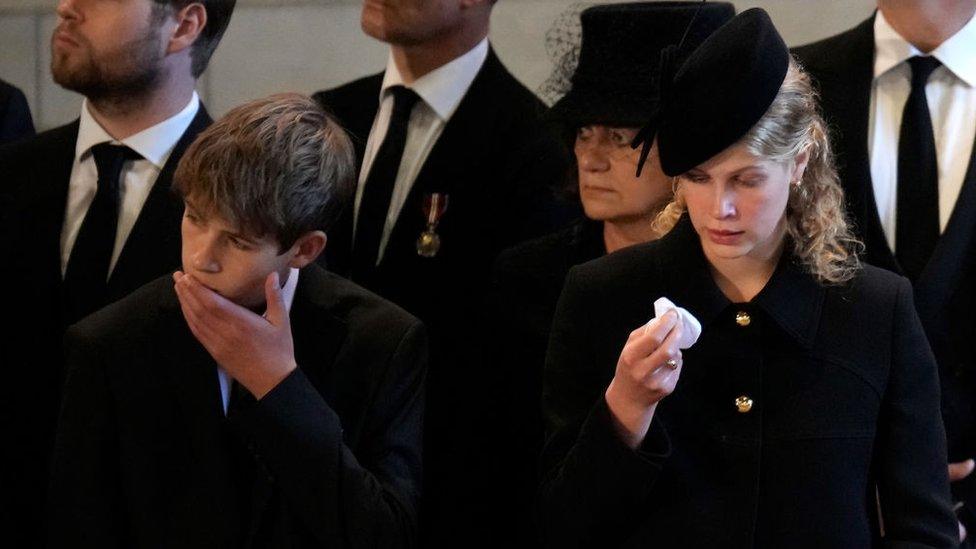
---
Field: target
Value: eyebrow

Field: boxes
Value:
[223,229,258,245]
[184,200,259,244]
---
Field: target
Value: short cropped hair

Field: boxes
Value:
[152,0,236,77]
[173,93,356,251]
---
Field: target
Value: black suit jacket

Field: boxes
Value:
[0,107,211,547]
[794,17,976,527]
[0,79,34,143]
[541,217,957,548]
[48,265,426,549]
[313,47,570,544]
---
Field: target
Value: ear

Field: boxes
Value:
[790,147,811,184]
[285,231,327,268]
[166,3,207,56]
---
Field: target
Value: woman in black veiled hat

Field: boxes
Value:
[540,8,958,548]
[481,3,734,544]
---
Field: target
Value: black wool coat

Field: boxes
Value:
[540,217,957,548]
[48,265,426,549]
[794,16,976,530]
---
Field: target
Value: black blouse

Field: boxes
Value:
[540,216,957,548]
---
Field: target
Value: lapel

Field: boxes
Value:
[378,48,508,269]
[322,76,384,277]
[242,266,348,542]
[816,15,901,273]
[914,137,976,322]
[108,106,212,297]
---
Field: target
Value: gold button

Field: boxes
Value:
[735,311,751,327]
[735,395,754,413]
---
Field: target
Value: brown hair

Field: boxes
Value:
[651,57,863,285]
[152,0,236,77]
[173,93,356,251]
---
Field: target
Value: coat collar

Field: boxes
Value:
[658,216,825,350]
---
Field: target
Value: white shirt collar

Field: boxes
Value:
[380,38,489,121]
[273,267,300,315]
[75,91,201,168]
[874,9,976,87]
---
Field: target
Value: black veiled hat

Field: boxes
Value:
[655,8,790,176]
[546,2,735,128]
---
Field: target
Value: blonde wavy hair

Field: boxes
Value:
[650,57,863,285]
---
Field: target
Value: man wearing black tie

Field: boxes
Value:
[313,1,567,545]
[0,1,235,545]
[794,0,976,543]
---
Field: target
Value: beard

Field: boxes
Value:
[51,17,166,104]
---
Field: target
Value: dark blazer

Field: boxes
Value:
[485,219,604,543]
[0,107,211,548]
[541,217,957,548]
[0,79,34,143]
[48,265,426,549]
[313,47,569,544]
[794,18,976,527]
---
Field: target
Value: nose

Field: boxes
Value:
[712,182,738,219]
[56,0,79,21]
[191,236,221,274]
[577,140,611,173]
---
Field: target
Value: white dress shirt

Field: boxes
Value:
[354,38,489,263]
[869,10,976,252]
[218,267,300,415]
[60,92,201,276]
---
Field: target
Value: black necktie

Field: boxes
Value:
[352,86,420,279]
[63,143,141,323]
[896,56,942,282]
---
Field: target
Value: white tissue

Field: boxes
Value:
[649,297,702,350]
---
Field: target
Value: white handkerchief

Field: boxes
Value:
[649,297,702,349]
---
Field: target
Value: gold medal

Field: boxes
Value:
[416,193,448,258]
[416,230,441,258]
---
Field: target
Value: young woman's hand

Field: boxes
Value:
[604,310,684,449]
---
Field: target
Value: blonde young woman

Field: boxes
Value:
[540,9,957,548]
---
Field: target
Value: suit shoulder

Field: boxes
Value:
[302,266,422,336]
[66,275,172,346]
[312,73,383,113]
[567,237,663,294]
[792,17,872,72]
[847,263,910,301]
[495,224,579,278]
[0,121,76,161]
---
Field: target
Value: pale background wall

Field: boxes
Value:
[0,0,876,131]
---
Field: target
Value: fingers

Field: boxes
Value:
[263,271,289,327]
[627,310,679,359]
[949,459,975,482]
[960,521,967,543]
[642,321,684,381]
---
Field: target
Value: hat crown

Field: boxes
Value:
[546,1,734,127]
[574,2,735,89]
[658,8,790,176]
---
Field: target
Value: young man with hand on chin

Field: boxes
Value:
[48,94,426,549]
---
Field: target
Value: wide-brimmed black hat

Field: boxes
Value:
[545,1,735,128]
[656,8,790,176]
